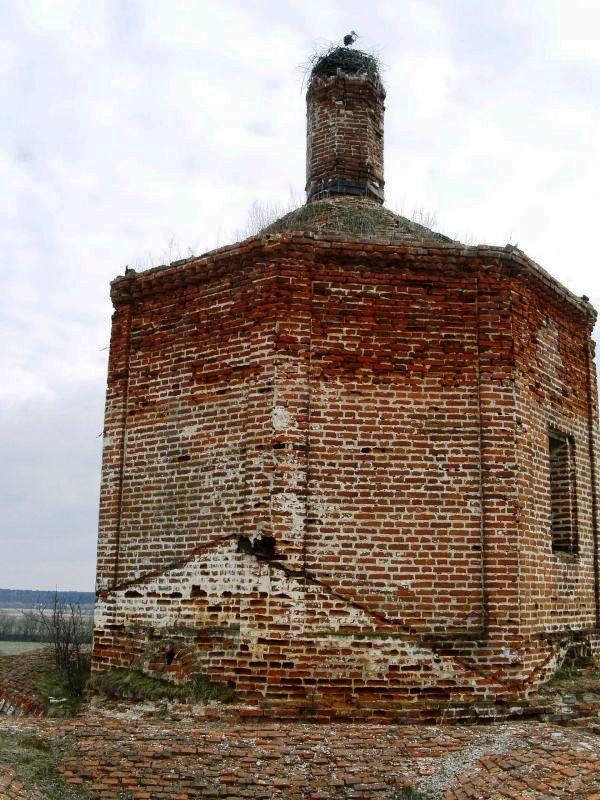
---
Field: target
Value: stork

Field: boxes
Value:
[343,30,358,46]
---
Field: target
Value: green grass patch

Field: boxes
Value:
[88,667,235,704]
[549,665,574,683]
[32,668,86,717]
[0,641,50,656]
[547,656,589,685]
[0,731,91,799]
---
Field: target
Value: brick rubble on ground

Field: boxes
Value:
[1,712,599,799]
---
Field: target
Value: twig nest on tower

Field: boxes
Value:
[309,46,381,80]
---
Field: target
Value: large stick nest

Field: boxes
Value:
[309,46,381,80]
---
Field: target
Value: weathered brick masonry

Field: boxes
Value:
[93,48,600,720]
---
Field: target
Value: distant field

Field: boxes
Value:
[0,641,50,655]
[0,607,35,619]
[0,588,95,607]
[0,606,94,619]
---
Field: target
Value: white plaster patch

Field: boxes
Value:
[180,424,198,439]
[272,406,292,431]
[271,492,305,535]
[93,600,109,629]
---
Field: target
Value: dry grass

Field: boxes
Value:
[88,667,235,704]
[0,731,91,800]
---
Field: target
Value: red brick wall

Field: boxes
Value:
[96,243,282,591]
[511,266,599,641]
[93,235,600,719]
[296,250,485,633]
[306,72,385,203]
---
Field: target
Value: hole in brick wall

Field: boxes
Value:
[124,590,142,598]
[237,535,277,561]
[165,649,176,665]
[273,442,286,450]
[190,585,207,598]
[253,536,276,560]
[361,446,371,453]
[548,428,578,554]
[236,536,253,555]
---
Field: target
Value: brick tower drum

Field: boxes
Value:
[306,52,385,203]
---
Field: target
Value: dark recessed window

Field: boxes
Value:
[548,429,578,554]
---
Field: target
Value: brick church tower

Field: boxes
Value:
[93,48,600,720]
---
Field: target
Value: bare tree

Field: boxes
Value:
[0,612,15,641]
[29,593,91,696]
[0,610,46,641]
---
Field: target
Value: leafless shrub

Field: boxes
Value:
[27,594,92,696]
[132,235,199,271]
[0,612,16,640]
[0,610,46,641]
[234,191,302,240]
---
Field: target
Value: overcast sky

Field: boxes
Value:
[2,0,600,591]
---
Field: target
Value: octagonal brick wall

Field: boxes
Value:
[93,234,600,719]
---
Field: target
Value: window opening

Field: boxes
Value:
[548,429,578,554]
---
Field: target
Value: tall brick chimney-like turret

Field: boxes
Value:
[306,49,386,204]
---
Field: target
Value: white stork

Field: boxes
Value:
[343,30,358,47]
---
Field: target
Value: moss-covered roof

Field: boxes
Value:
[310,46,380,80]
[260,197,455,245]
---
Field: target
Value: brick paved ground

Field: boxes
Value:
[0,764,45,800]
[1,711,599,799]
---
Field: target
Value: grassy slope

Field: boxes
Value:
[0,731,91,800]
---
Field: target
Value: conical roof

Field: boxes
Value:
[260,196,455,245]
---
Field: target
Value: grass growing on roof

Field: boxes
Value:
[259,199,454,243]
[88,667,235,703]
[261,200,387,235]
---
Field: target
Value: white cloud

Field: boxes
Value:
[2,0,600,589]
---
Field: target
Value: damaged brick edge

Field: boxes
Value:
[110,234,596,323]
